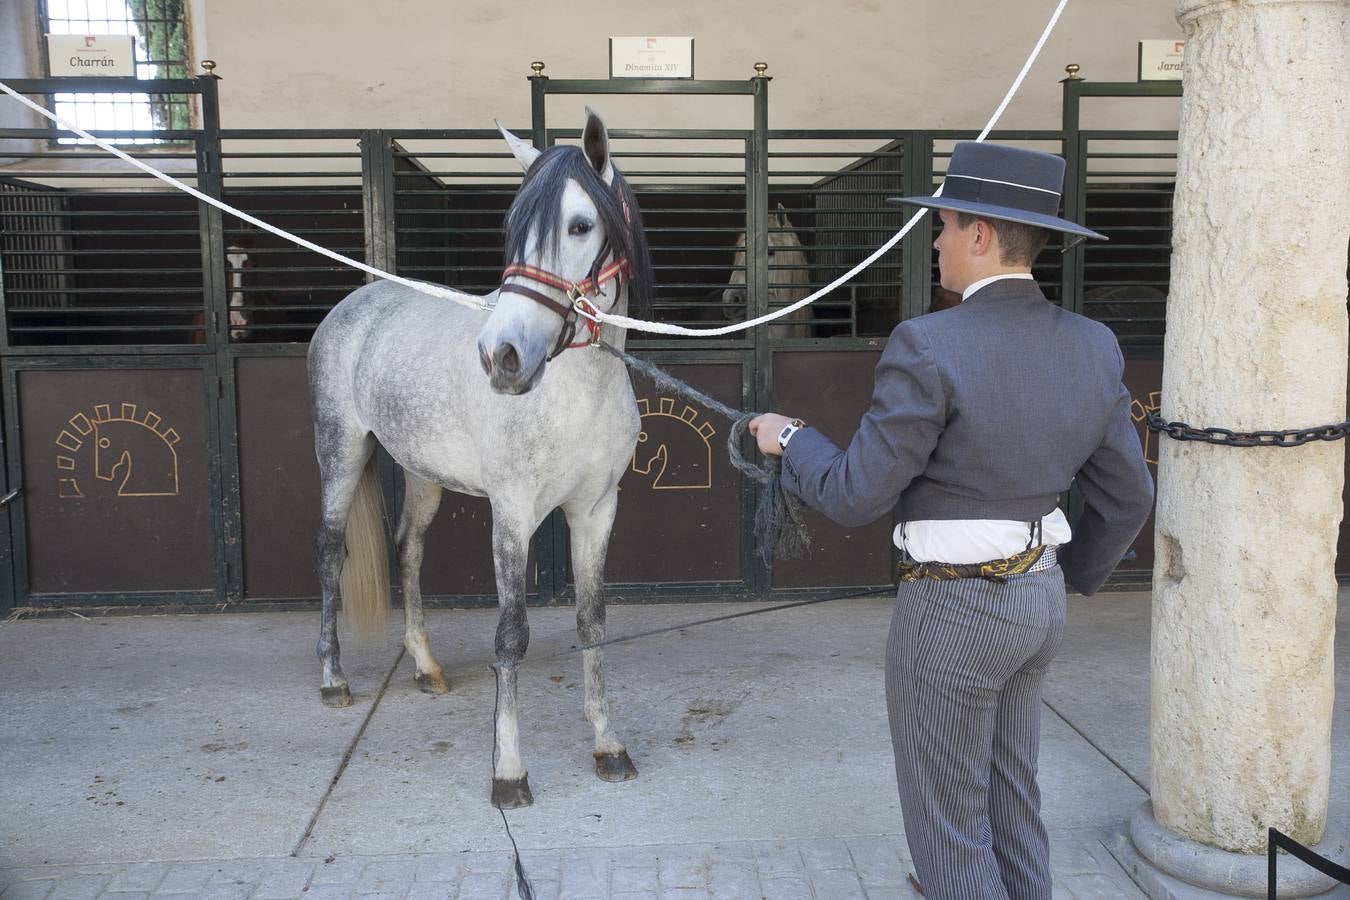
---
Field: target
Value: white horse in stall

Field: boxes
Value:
[722,203,813,338]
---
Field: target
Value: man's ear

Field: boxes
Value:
[972,219,997,257]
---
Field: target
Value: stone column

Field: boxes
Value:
[1116,1,1350,897]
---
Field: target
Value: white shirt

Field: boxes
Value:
[893,271,1069,563]
[961,271,1034,301]
[895,510,1072,564]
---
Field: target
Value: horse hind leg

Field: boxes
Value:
[396,470,448,695]
[489,505,535,809]
[314,430,380,708]
[566,491,638,783]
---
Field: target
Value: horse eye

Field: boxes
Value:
[568,219,594,237]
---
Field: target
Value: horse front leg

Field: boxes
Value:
[396,470,448,695]
[489,509,533,808]
[566,490,638,783]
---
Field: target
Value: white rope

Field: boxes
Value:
[0,80,490,313]
[0,0,1068,334]
[583,0,1072,336]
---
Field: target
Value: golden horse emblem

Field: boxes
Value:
[55,402,181,499]
[630,397,716,491]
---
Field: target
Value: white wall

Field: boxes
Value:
[197,0,1184,133]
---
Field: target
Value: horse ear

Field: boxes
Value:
[582,107,615,185]
[774,202,790,228]
[495,120,541,171]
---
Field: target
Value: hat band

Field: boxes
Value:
[942,174,1061,218]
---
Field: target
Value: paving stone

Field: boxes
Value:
[309,859,367,887]
[251,859,316,899]
[861,885,922,900]
[106,865,168,894]
[657,891,709,900]
[45,874,108,900]
[293,885,351,900]
[758,877,813,900]
[753,844,806,880]
[460,854,512,877]
[799,839,855,873]
[559,851,608,899]
[355,860,416,895]
[411,856,462,884]
[705,863,757,900]
[655,848,706,890]
[844,836,907,888]
[1057,871,1147,899]
[193,884,252,900]
[610,893,658,900]
[455,871,508,900]
[152,863,216,895]
[0,882,55,900]
[403,884,452,900]
[609,866,657,894]
[807,866,867,900]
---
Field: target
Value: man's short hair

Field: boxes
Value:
[955,212,1052,267]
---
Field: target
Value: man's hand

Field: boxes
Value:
[748,413,794,457]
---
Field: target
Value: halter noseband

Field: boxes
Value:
[499,240,629,360]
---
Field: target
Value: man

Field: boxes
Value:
[749,142,1154,900]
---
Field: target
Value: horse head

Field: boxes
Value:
[478,109,653,394]
[721,204,806,323]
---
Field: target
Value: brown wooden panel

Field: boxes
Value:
[236,356,319,598]
[771,350,894,589]
[237,356,506,599]
[418,494,501,597]
[1122,358,1163,572]
[20,367,213,594]
[606,364,743,584]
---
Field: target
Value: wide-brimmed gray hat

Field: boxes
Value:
[888,142,1106,240]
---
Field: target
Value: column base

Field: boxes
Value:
[1105,802,1350,899]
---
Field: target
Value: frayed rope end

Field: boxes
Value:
[727,417,812,565]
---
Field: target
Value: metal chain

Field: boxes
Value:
[1146,413,1350,448]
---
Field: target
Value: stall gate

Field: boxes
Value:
[2,71,1325,615]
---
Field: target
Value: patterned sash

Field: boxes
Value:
[898,545,1052,585]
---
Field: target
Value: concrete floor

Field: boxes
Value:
[0,589,1346,897]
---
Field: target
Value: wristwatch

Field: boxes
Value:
[777,418,806,451]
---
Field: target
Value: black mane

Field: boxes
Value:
[503,145,654,319]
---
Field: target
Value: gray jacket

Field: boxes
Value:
[780,277,1154,596]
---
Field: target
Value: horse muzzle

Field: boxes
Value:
[478,337,546,395]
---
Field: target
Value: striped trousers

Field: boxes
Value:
[885,565,1067,900]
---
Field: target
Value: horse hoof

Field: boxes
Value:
[491,775,534,809]
[320,684,353,708]
[415,671,449,695]
[594,750,638,782]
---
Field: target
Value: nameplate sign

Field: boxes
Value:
[1139,39,1184,81]
[47,34,136,77]
[610,36,694,79]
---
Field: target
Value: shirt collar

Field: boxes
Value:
[961,272,1035,302]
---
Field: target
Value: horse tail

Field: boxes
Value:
[341,454,391,641]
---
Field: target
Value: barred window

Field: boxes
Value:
[43,0,192,143]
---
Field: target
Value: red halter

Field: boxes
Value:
[499,245,629,358]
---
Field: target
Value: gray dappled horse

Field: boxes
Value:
[307,111,654,808]
[722,203,813,338]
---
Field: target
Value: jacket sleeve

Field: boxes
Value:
[779,320,946,527]
[1058,345,1156,596]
